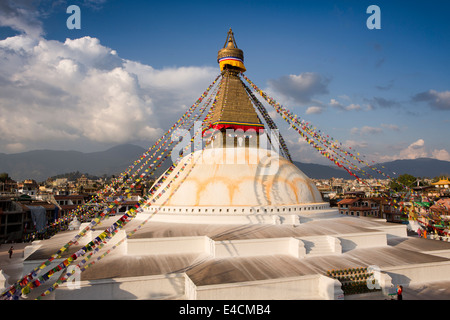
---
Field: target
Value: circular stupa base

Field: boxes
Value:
[140,203,339,225]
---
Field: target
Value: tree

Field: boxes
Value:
[432,175,449,183]
[0,173,11,182]
[389,174,417,192]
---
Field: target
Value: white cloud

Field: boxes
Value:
[350,126,382,135]
[366,104,375,111]
[350,123,400,137]
[330,98,344,109]
[409,139,425,148]
[432,149,450,161]
[338,94,351,101]
[329,99,361,112]
[413,89,450,111]
[398,139,427,159]
[0,34,217,153]
[267,72,329,105]
[381,123,400,131]
[0,1,219,153]
[346,103,361,111]
[345,140,368,149]
[0,0,43,38]
[376,139,450,162]
[305,106,323,115]
[291,136,322,163]
[123,60,217,118]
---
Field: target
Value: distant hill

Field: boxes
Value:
[293,161,348,179]
[1,144,449,181]
[295,158,450,180]
[363,158,450,179]
[0,144,150,182]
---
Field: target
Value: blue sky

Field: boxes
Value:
[0,0,449,166]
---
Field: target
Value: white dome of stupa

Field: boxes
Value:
[142,147,333,225]
[151,147,322,206]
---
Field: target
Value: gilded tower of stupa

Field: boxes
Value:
[204,29,265,145]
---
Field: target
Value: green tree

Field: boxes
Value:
[0,173,11,182]
[432,175,449,183]
[389,174,417,192]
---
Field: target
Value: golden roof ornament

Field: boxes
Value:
[202,28,262,136]
[217,28,246,72]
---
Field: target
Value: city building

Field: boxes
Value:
[337,197,381,218]
[53,195,87,218]
[0,197,57,242]
[432,178,450,197]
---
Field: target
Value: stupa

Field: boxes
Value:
[146,28,328,225]
[14,29,450,300]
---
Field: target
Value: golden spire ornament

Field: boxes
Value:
[217,28,246,72]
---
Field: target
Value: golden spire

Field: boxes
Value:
[203,29,262,137]
[217,28,246,72]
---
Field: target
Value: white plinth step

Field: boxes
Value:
[299,236,340,256]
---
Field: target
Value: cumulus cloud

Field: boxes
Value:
[291,136,323,163]
[345,140,368,149]
[372,97,399,109]
[398,139,427,159]
[377,139,450,162]
[329,98,344,110]
[0,0,44,37]
[329,98,362,112]
[413,89,450,111]
[0,1,223,153]
[267,72,329,105]
[350,123,401,137]
[432,149,450,161]
[305,106,324,115]
[0,34,217,153]
[346,103,362,111]
[0,0,109,38]
[381,123,400,131]
[123,60,216,118]
[350,126,382,135]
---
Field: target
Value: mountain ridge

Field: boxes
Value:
[1,144,449,181]
[0,144,149,182]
